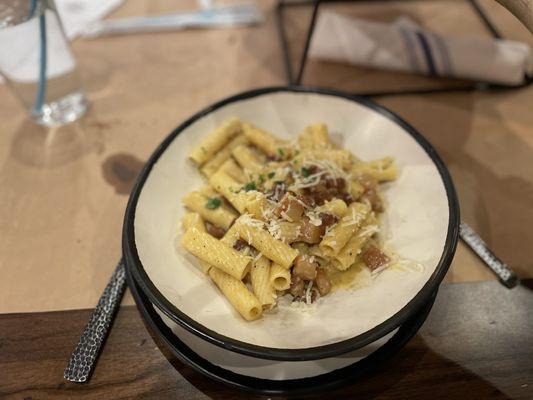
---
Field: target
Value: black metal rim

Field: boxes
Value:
[123,85,460,361]
[126,261,437,396]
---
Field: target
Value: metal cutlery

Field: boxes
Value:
[459,222,518,288]
[64,258,126,383]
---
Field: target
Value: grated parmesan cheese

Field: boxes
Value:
[240,213,265,229]
[295,197,311,209]
[267,219,282,240]
[305,210,322,226]
[341,206,362,226]
[294,224,302,239]
[357,225,379,238]
[280,211,294,222]
[305,159,348,179]
[266,199,279,207]
[253,252,263,263]
[305,281,313,305]
[324,223,336,237]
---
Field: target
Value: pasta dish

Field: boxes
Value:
[179,118,398,321]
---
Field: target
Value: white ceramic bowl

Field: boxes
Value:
[123,87,459,364]
[155,307,398,380]
[126,270,436,385]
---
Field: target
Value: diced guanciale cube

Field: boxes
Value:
[340,192,353,204]
[293,255,317,280]
[296,194,313,207]
[362,245,389,271]
[320,213,338,229]
[205,221,226,239]
[315,268,332,296]
[324,177,346,191]
[298,219,324,244]
[233,239,248,251]
[361,188,383,212]
[276,193,305,222]
[289,274,305,297]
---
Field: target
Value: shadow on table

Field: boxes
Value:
[151,333,511,400]
[426,93,533,279]
[0,118,102,241]
[379,89,533,280]
[9,118,100,168]
[520,279,533,291]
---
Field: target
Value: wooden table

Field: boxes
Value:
[1,0,532,398]
[2,280,532,399]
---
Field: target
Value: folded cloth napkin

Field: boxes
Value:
[55,0,124,39]
[309,11,533,86]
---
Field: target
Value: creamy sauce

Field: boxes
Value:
[387,258,424,273]
[325,261,372,291]
[324,257,424,292]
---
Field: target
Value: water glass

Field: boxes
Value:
[0,0,88,126]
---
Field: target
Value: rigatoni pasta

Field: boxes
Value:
[319,202,370,256]
[182,191,237,230]
[209,267,262,321]
[189,117,242,165]
[251,256,276,308]
[331,214,379,271]
[200,134,249,177]
[181,228,251,280]
[269,263,291,291]
[242,123,286,157]
[209,170,250,214]
[233,216,299,268]
[182,212,212,274]
[351,156,398,182]
[316,199,348,217]
[182,212,206,232]
[298,123,331,150]
[218,158,247,183]
[179,119,402,321]
[232,144,264,170]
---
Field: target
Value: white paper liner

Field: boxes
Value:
[133,91,449,349]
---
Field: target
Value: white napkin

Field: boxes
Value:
[309,11,533,86]
[54,0,125,39]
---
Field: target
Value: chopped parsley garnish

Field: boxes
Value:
[205,197,222,209]
[295,149,300,156]
[258,174,265,183]
[301,167,311,177]
[277,148,284,157]
[267,172,275,179]
[274,180,284,185]
[243,182,257,192]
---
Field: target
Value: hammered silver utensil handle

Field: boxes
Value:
[459,222,518,288]
[64,258,127,383]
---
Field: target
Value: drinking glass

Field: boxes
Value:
[0,0,88,126]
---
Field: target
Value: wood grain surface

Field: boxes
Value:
[1,280,532,399]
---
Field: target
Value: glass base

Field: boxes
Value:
[31,91,88,126]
